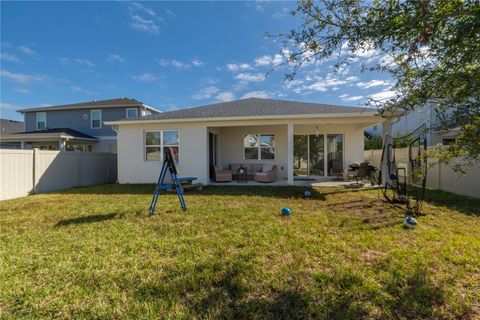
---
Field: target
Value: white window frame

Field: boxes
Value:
[91,110,102,129]
[142,109,152,116]
[126,108,138,119]
[36,112,46,130]
[144,130,179,161]
[243,133,276,160]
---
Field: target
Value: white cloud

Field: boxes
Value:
[132,73,163,83]
[343,95,364,102]
[241,91,269,99]
[215,91,235,102]
[254,54,283,67]
[192,86,220,99]
[130,2,156,16]
[339,93,349,98]
[14,88,31,94]
[130,14,159,34]
[157,59,200,69]
[1,52,20,62]
[58,57,95,68]
[191,58,204,67]
[226,63,252,72]
[69,85,92,94]
[0,70,49,84]
[106,54,125,63]
[235,72,265,82]
[356,79,390,89]
[164,8,175,18]
[273,8,290,18]
[0,102,21,110]
[171,59,189,69]
[247,1,266,11]
[369,90,396,101]
[18,46,36,55]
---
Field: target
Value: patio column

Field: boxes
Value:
[59,139,66,151]
[287,123,294,185]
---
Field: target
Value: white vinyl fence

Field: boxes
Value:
[0,149,117,201]
[364,148,480,198]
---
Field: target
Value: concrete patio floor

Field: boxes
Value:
[209,178,380,188]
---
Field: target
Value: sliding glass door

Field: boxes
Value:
[327,134,343,176]
[294,133,343,177]
[309,135,325,176]
[293,135,308,176]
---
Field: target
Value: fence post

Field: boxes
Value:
[32,148,38,194]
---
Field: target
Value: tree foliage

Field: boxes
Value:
[281,0,480,164]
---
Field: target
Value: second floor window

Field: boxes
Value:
[36,112,46,130]
[91,110,102,129]
[126,108,138,118]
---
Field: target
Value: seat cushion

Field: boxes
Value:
[256,172,268,176]
[262,164,273,172]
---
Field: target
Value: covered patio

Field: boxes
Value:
[207,117,381,185]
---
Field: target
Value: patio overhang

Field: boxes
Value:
[1,128,98,150]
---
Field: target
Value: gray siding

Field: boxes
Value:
[24,107,141,137]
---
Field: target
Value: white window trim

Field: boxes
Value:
[126,108,138,119]
[36,112,46,130]
[243,133,276,161]
[91,109,102,129]
[144,130,179,162]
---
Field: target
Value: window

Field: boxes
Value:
[126,108,138,119]
[91,110,102,129]
[109,144,117,154]
[373,125,378,131]
[66,144,93,152]
[244,134,275,160]
[142,109,152,116]
[36,112,46,130]
[145,130,179,161]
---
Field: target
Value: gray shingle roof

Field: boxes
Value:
[126,98,375,121]
[17,97,159,113]
[1,119,24,134]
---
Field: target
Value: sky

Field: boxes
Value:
[1,1,395,121]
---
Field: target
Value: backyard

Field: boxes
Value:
[1,185,479,319]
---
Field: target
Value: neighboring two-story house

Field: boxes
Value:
[0,98,160,152]
[365,101,459,146]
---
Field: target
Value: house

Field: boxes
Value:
[0,98,160,152]
[365,101,457,146]
[106,98,383,185]
[0,119,24,149]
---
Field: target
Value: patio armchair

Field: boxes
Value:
[254,164,277,183]
[214,165,232,182]
[330,159,344,180]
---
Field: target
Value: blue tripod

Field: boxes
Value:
[149,147,187,215]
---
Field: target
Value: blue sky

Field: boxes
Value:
[1,1,394,121]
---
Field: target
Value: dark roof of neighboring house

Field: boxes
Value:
[123,98,375,122]
[16,97,160,113]
[3,128,98,141]
[1,119,24,134]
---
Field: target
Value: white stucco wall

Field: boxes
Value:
[117,123,208,184]
[115,116,378,184]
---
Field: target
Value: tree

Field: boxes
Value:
[277,0,480,166]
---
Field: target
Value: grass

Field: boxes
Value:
[1,184,479,319]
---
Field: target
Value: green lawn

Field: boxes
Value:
[1,185,479,319]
